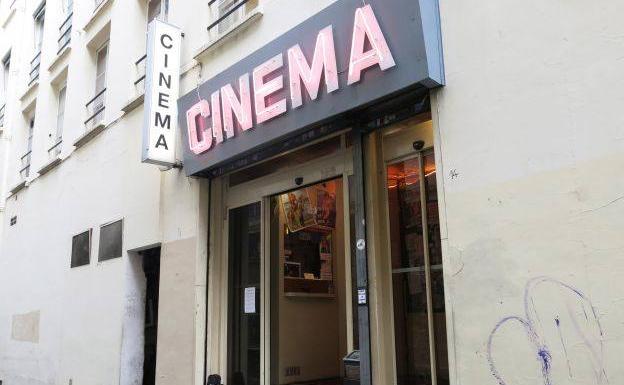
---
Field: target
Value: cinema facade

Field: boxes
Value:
[173,0,621,384]
[174,0,451,384]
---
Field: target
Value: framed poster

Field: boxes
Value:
[281,189,316,232]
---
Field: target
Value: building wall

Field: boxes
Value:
[2,0,622,385]
[433,0,624,384]
[0,1,201,384]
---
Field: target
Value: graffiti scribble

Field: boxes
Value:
[487,277,608,385]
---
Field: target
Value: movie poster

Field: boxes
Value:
[315,189,336,228]
[281,189,316,232]
[319,234,333,280]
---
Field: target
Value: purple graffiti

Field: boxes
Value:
[487,277,608,385]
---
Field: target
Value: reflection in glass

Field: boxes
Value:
[387,151,449,385]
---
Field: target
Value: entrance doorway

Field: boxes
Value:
[216,115,450,385]
[380,116,450,385]
[269,178,348,385]
[141,247,161,385]
[221,134,356,385]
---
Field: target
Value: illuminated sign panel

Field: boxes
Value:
[178,0,444,176]
[143,20,182,166]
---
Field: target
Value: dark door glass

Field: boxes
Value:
[228,202,262,385]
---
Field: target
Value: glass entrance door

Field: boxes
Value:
[228,202,262,385]
[220,133,355,385]
[269,178,352,385]
[386,150,449,385]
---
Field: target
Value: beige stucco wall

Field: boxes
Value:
[433,0,624,384]
[156,237,199,385]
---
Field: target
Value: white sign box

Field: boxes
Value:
[142,20,181,166]
[244,287,256,314]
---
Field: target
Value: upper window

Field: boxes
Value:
[71,229,92,268]
[27,117,34,153]
[98,219,123,261]
[95,43,108,93]
[58,0,73,53]
[50,84,66,157]
[20,117,34,179]
[33,3,46,52]
[62,0,73,15]
[216,0,239,33]
[147,0,167,23]
[211,0,258,35]
[1,52,10,105]
[48,85,67,154]
[30,3,45,85]
[56,85,66,141]
[85,42,108,129]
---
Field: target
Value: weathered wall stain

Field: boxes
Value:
[487,277,608,385]
[11,310,40,343]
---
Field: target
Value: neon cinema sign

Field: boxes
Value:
[185,5,395,155]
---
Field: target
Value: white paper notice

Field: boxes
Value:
[244,287,256,314]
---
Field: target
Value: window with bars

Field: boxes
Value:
[86,42,108,128]
[50,85,65,158]
[217,0,240,33]
[58,0,73,53]
[63,0,73,14]
[0,52,9,127]
[210,0,258,36]
[1,52,10,104]
[33,3,45,51]
[95,43,107,94]
[20,118,34,179]
[134,0,169,95]
[30,3,45,84]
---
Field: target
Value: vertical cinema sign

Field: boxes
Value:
[142,20,182,166]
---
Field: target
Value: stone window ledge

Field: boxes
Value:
[9,180,27,196]
[48,45,71,74]
[121,92,144,114]
[73,122,107,149]
[37,156,62,177]
[83,0,113,32]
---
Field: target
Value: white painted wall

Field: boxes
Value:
[0,1,169,384]
[433,0,624,384]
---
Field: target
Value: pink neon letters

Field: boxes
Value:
[186,99,211,155]
[347,4,395,85]
[253,54,287,124]
[221,73,253,137]
[211,91,223,144]
[288,25,339,109]
[186,4,395,155]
